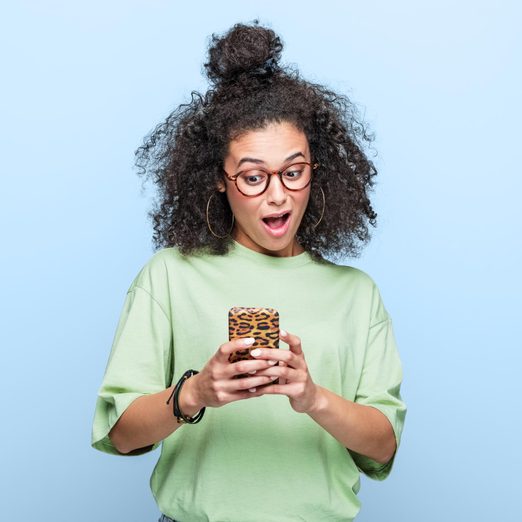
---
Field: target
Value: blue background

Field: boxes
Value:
[1,1,520,520]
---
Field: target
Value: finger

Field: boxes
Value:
[234,388,266,400]
[279,329,303,356]
[279,360,288,385]
[225,359,279,378]
[215,337,256,364]
[212,387,266,404]
[255,382,302,396]
[249,346,305,370]
[254,365,300,383]
[222,373,279,393]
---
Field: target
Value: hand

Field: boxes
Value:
[248,329,320,414]
[183,337,280,410]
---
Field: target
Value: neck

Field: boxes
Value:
[232,230,304,258]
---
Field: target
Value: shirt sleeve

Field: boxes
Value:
[349,286,407,480]
[91,284,173,456]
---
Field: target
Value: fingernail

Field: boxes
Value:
[251,348,261,357]
[248,387,256,392]
[280,329,287,336]
[243,338,255,346]
[268,360,277,365]
[248,370,257,374]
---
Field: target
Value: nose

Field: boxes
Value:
[266,172,288,205]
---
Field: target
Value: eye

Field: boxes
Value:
[283,164,305,179]
[240,170,267,186]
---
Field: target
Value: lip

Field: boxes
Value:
[260,211,292,238]
[262,210,292,219]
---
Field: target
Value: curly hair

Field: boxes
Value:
[135,20,377,262]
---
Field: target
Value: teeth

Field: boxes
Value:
[264,212,288,220]
[263,214,288,229]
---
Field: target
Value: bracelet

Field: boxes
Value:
[166,369,205,424]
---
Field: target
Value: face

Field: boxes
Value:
[219,121,312,257]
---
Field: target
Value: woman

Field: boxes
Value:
[92,21,406,522]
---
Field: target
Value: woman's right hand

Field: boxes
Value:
[180,337,279,411]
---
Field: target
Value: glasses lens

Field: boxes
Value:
[236,163,312,196]
[281,162,311,190]
[237,170,269,196]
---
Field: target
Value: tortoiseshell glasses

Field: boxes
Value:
[222,161,319,197]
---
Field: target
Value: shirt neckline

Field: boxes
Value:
[230,240,313,268]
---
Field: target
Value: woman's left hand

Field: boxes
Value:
[249,329,320,414]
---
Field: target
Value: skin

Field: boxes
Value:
[217,121,310,257]
[109,122,396,465]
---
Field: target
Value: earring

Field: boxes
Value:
[206,193,235,239]
[312,186,325,229]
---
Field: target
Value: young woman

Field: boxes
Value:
[92,21,406,522]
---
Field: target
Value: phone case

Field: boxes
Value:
[228,306,279,384]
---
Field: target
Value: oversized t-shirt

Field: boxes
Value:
[91,240,406,522]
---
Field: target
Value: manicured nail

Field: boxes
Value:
[280,329,287,337]
[248,387,256,392]
[251,348,261,357]
[243,338,255,346]
[268,360,277,365]
[248,370,257,374]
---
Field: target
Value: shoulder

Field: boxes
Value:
[128,245,216,288]
[312,256,378,290]
[122,247,196,317]
[311,258,389,324]
[127,247,183,293]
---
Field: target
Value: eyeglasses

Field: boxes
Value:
[223,161,319,197]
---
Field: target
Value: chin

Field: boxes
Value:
[234,219,300,256]
[259,236,297,256]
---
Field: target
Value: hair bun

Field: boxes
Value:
[205,21,283,84]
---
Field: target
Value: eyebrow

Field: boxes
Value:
[237,151,305,168]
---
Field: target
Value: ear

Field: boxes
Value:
[216,179,226,193]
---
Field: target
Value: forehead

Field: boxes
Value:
[226,122,309,164]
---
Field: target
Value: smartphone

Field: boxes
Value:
[228,306,279,385]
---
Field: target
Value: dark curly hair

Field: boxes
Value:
[135,20,377,262]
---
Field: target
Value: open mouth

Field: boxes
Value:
[262,212,291,230]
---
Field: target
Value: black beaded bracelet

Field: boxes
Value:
[166,369,205,424]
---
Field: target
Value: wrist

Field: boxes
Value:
[178,373,205,417]
[306,385,329,415]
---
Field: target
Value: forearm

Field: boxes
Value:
[109,375,204,454]
[307,385,396,465]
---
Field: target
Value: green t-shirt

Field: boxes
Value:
[92,240,406,521]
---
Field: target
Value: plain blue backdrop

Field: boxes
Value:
[1,1,520,521]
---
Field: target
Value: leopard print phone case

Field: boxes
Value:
[228,306,279,383]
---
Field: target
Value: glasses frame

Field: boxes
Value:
[222,161,320,197]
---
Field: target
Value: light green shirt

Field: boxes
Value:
[92,240,406,521]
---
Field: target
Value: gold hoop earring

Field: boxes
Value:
[312,186,325,230]
[206,193,235,239]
